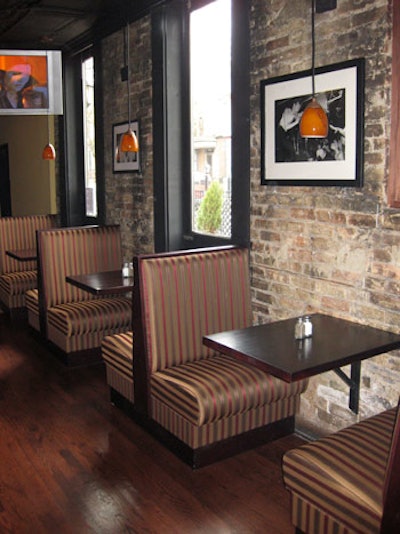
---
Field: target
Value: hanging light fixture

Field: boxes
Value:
[42,118,56,160]
[120,22,139,153]
[299,0,329,138]
[42,51,56,160]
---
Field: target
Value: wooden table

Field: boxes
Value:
[204,313,400,414]
[6,248,37,261]
[66,270,134,296]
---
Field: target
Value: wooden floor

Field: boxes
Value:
[0,314,305,534]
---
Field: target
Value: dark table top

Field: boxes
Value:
[6,248,37,261]
[203,313,400,382]
[66,270,134,296]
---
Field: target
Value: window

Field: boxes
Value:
[62,46,104,227]
[190,0,231,238]
[82,56,97,217]
[152,0,250,251]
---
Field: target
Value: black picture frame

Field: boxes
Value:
[112,120,140,173]
[260,58,365,187]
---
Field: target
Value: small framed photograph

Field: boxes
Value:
[112,120,140,172]
[260,58,365,187]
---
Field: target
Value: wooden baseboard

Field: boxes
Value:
[0,303,28,322]
[43,339,104,368]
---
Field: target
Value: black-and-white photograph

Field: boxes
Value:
[275,89,345,163]
[261,58,364,187]
[112,120,140,173]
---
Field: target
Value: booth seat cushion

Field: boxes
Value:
[0,270,37,307]
[282,407,397,534]
[102,331,133,377]
[0,270,37,295]
[102,331,134,403]
[25,289,39,330]
[152,394,302,450]
[25,288,39,312]
[47,296,132,336]
[151,354,308,426]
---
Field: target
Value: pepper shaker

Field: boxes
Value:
[295,317,305,339]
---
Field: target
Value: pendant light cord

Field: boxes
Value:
[311,0,316,97]
[46,50,50,134]
[126,22,131,128]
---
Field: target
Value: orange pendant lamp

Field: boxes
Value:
[42,141,56,160]
[299,0,328,138]
[120,22,139,154]
[120,127,138,152]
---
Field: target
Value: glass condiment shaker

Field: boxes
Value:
[295,317,305,339]
[303,315,313,337]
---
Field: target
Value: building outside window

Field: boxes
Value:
[190,0,231,238]
[82,56,97,218]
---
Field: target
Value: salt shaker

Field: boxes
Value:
[303,315,313,337]
[122,262,130,278]
[295,317,305,339]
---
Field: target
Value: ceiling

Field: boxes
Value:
[0,0,166,53]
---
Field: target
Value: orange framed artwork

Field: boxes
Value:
[0,50,63,115]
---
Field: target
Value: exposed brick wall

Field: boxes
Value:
[99,1,399,437]
[101,16,154,263]
[250,0,400,437]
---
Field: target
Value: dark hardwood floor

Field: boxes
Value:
[0,314,305,534]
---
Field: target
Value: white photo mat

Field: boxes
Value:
[113,120,140,172]
[260,59,365,186]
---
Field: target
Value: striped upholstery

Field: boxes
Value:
[282,406,398,534]
[102,331,134,402]
[37,225,131,354]
[38,226,124,309]
[152,390,302,450]
[151,354,306,426]
[139,247,308,449]
[0,214,57,311]
[25,288,39,331]
[47,298,131,335]
[0,215,57,275]
[141,248,252,372]
[0,270,36,308]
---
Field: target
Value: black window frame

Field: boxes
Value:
[152,0,250,252]
[61,45,105,227]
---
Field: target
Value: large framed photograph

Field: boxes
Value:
[113,120,140,173]
[260,58,365,186]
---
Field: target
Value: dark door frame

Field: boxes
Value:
[0,143,12,216]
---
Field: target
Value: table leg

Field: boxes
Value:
[333,361,361,414]
[349,361,361,413]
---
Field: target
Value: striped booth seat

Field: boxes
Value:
[25,288,40,331]
[0,214,57,317]
[133,246,309,468]
[102,331,134,404]
[282,398,400,534]
[37,225,132,366]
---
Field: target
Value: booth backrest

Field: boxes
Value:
[37,225,123,309]
[0,214,57,275]
[136,246,252,374]
[381,397,400,532]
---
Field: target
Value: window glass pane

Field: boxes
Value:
[190,0,231,238]
[82,56,97,217]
